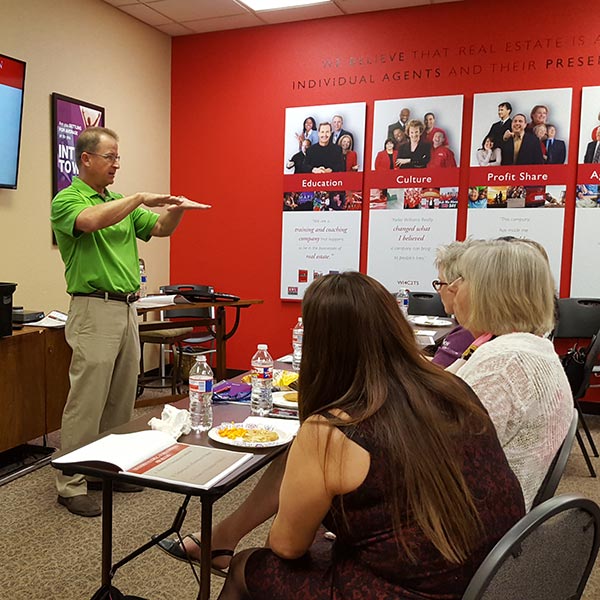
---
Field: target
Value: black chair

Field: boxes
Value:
[407,291,448,317]
[462,494,600,600]
[531,411,578,508]
[554,298,600,339]
[554,300,600,477]
[139,284,216,395]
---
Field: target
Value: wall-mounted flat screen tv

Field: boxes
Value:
[0,52,26,189]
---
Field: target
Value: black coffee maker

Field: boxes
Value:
[0,282,17,337]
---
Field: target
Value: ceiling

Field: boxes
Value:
[101,0,461,36]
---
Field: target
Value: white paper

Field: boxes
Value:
[571,209,600,296]
[29,310,68,328]
[53,429,254,490]
[134,294,191,309]
[280,211,362,300]
[53,430,176,470]
[415,335,436,347]
[367,208,457,293]
[467,207,564,284]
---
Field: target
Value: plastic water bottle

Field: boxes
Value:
[188,355,213,432]
[396,289,409,316]
[251,344,273,416]
[292,317,303,372]
[139,259,148,298]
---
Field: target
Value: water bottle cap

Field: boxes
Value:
[257,343,268,350]
[196,355,207,362]
[297,317,302,324]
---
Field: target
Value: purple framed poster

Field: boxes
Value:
[51,92,105,197]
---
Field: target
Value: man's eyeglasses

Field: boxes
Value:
[432,279,448,291]
[86,152,121,164]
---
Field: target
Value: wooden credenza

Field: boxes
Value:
[0,327,71,453]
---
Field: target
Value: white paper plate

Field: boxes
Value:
[272,391,299,409]
[208,422,293,448]
[411,316,453,327]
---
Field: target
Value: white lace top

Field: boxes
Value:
[456,332,573,510]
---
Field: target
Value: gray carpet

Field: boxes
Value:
[0,400,599,600]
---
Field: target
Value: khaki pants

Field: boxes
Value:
[56,296,140,497]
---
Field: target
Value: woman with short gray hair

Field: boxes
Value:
[450,239,573,510]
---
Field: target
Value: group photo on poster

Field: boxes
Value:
[370,95,463,173]
[283,103,366,175]
[577,86,600,167]
[470,88,572,168]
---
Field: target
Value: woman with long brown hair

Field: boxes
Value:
[216,272,524,600]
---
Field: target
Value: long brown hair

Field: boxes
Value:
[299,272,489,564]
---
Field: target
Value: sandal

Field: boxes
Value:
[153,533,233,578]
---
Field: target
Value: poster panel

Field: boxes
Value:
[367,188,458,293]
[467,88,569,272]
[571,86,600,296]
[280,210,362,299]
[466,203,564,285]
[51,93,105,197]
[366,95,462,294]
[281,102,365,299]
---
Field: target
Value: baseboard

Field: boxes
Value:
[0,444,55,486]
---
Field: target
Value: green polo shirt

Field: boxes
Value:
[51,176,159,294]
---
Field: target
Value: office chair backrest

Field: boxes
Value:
[531,411,578,508]
[407,291,448,317]
[462,494,600,600]
[160,284,214,320]
[554,298,600,339]
[573,329,600,402]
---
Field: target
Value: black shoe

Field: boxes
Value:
[58,494,102,517]
[87,480,144,493]
[153,534,232,578]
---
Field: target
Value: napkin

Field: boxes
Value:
[148,404,192,439]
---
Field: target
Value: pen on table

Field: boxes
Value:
[48,313,67,321]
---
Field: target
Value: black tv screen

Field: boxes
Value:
[0,53,26,189]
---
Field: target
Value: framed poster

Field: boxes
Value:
[571,86,600,296]
[51,92,105,198]
[367,95,463,294]
[281,102,366,299]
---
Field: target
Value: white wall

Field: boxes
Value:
[0,0,172,313]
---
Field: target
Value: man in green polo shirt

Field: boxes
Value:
[51,126,209,517]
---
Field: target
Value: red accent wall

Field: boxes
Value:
[171,0,600,370]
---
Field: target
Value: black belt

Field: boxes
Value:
[72,291,139,304]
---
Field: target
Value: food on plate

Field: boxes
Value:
[283,392,298,403]
[242,429,279,443]
[218,425,249,440]
[217,424,279,443]
[277,370,299,387]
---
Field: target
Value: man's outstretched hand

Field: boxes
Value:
[166,195,212,211]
